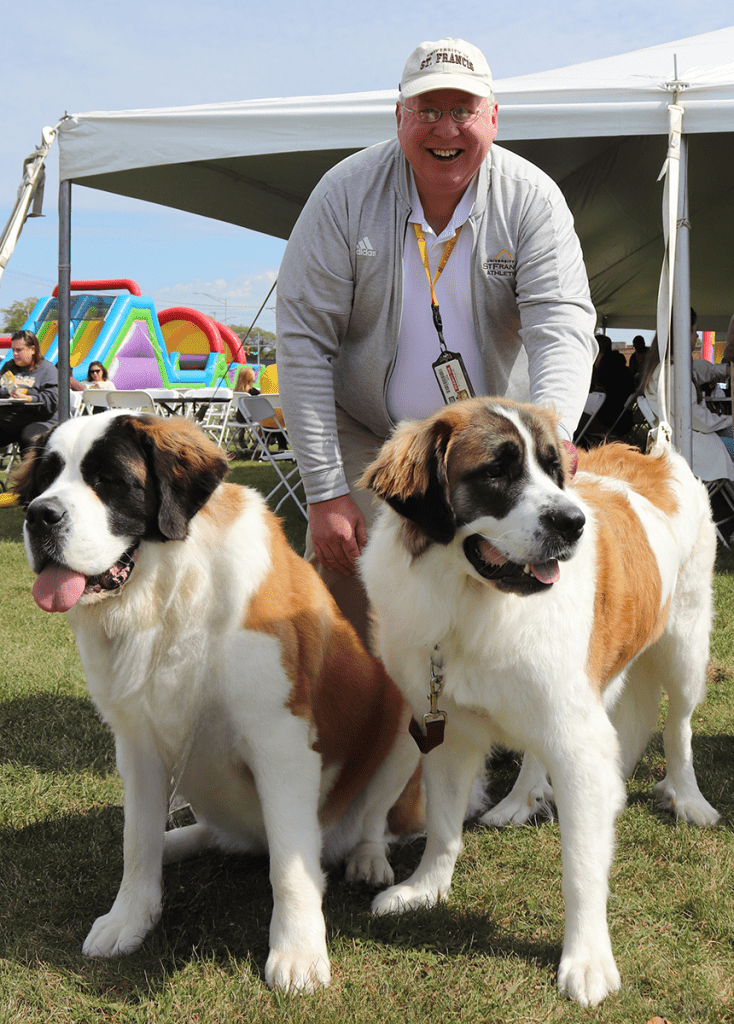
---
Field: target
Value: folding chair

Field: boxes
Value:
[180,387,233,447]
[232,394,307,519]
[0,442,21,490]
[69,390,84,417]
[106,390,158,414]
[80,390,112,414]
[573,391,606,445]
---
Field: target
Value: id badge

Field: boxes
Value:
[432,350,475,405]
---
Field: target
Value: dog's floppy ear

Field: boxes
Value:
[361,416,456,545]
[133,416,229,540]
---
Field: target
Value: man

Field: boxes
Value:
[277,38,597,640]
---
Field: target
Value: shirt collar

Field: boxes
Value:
[408,170,479,241]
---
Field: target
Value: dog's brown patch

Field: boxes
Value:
[578,443,680,517]
[243,508,409,824]
[573,449,673,689]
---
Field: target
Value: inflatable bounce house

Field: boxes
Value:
[2,279,265,389]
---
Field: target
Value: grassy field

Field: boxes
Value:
[1,458,734,1023]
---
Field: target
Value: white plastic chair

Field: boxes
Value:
[233,393,307,519]
[574,391,606,444]
[69,390,83,417]
[0,442,21,487]
[181,387,233,446]
[80,390,112,414]
[106,390,158,413]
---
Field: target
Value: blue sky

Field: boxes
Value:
[2,0,733,335]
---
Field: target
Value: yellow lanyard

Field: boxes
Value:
[413,223,462,307]
[413,223,462,351]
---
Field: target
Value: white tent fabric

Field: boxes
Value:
[56,26,734,331]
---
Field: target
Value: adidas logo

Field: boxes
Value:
[356,236,377,257]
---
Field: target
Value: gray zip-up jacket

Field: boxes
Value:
[277,138,597,504]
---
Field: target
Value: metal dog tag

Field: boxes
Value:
[432,350,475,405]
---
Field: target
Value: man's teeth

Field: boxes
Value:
[432,149,459,158]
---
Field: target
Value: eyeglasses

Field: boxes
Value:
[400,102,487,125]
[90,368,103,375]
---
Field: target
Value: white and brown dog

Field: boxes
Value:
[359,396,719,1007]
[14,412,421,992]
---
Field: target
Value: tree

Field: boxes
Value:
[0,297,38,332]
[229,326,277,364]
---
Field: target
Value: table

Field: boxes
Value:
[139,389,185,416]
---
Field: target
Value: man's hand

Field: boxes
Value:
[309,494,367,577]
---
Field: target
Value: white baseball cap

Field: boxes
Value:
[399,39,493,99]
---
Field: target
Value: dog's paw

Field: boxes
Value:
[371,879,445,916]
[558,948,621,1007]
[654,778,720,826]
[82,899,161,958]
[264,947,331,992]
[479,785,554,827]
[345,841,394,887]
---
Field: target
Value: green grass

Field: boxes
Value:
[1,465,734,1022]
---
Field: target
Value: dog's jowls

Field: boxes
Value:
[15,412,421,993]
[359,396,719,1007]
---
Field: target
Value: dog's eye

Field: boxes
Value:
[96,472,125,490]
[484,462,506,480]
[540,451,563,481]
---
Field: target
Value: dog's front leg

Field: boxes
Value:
[544,707,626,1007]
[372,729,484,915]
[249,727,331,993]
[83,730,168,957]
[346,715,421,886]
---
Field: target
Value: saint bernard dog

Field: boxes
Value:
[358,396,719,1007]
[14,412,421,993]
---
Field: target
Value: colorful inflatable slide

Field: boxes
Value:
[18,279,260,388]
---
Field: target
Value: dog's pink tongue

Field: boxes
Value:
[478,539,560,585]
[32,565,87,613]
[529,561,560,585]
[478,539,508,566]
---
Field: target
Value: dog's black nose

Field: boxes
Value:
[543,504,586,543]
[26,497,66,531]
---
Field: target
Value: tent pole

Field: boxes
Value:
[57,179,71,422]
[672,134,692,466]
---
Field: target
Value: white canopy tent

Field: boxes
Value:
[47,27,734,434]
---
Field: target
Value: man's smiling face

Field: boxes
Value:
[396,89,498,207]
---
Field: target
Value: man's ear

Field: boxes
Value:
[361,416,456,545]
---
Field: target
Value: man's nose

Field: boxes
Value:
[432,114,461,138]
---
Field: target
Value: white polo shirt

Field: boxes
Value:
[386,172,486,422]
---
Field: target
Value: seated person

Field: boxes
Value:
[84,361,116,390]
[641,317,734,481]
[628,335,648,387]
[234,365,287,452]
[591,333,636,434]
[0,330,58,454]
